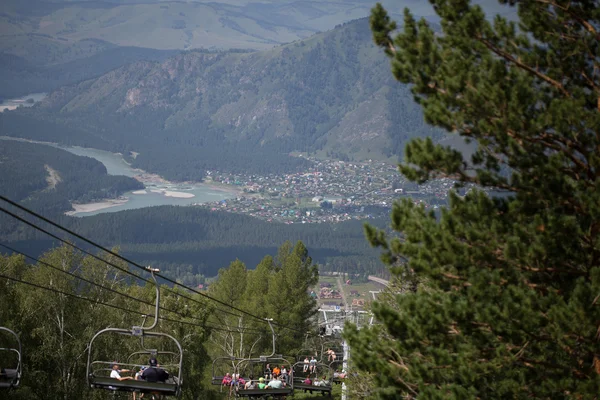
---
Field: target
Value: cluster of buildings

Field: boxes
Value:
[198,157,476,223]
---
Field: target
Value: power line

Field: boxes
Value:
[0,202,248,322]
[0,243,267,335]
[0,195,315,337]
[0,272,262,335]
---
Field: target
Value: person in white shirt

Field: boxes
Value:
[266,377,284,389]
[110,363,133,381]
[303,357,310,372]
[309,356,317,373]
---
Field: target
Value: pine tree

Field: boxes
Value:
[345,1,600,398]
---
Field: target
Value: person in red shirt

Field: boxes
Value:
[221,373,232,386]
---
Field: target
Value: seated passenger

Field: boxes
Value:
[244,376,256,389]
[327,348,334,362]
[303,357,310,373]
[141,358,169,383]
[110,363,133,381]
[266,376,284,389]
[272,365,281,378]
[303,377,312,385]
[221,373,232,386]
[315,375,329,387]
[133,367,147,400]
[257,377,267,389]
[309,356,317,373]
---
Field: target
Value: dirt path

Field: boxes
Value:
[367,275,389,287]
[44,165,61,189]
[336,275,349,311]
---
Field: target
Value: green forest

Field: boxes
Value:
[0,241,330,400]
[0,140,143,215]
[0,38,178,98]
[0,202,388,286]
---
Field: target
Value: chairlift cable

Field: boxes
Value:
[0,202,250,321]
[0,244,268,334]
[0,272,262,334]
[0,243,266,334]
[0,196,319,337]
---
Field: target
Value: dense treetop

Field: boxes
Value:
[346,0,600,398]
[0,241,323,399]
[0,203,387,285]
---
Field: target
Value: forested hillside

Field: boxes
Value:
[0,36,178,98]
[0,204,386,286]
[1,18,442,179]
[0,241,321,399]
[0,140,143,214]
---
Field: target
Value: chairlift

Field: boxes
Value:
[86,268,183,397]
[295,348,318,363]
[319,341,343,364]
[211,356,237,386]
[234,319,294,398]
[291,360,333,396]
[0,327,22,390]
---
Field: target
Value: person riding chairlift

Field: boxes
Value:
[141,357,169,383]
[110,362,133,381]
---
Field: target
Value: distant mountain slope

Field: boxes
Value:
[1,0,511,53]
[0,0,408,96]
[0,0,390,51]
[0,36,178,97]
[1,18,442,179]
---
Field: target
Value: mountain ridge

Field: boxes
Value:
[1,18,442,179]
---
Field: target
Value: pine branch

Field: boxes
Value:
[532,0,598,37]
[476,36,571,98]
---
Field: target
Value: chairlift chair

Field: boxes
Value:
[291,360,333,397]
[295,348,318,362]
[234,319,294,398]
[212,356,237,387]
[86,268,183,397]
[0,327,22,390]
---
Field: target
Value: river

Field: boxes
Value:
[0,93,47,112]
[63,146,237,216]
[0,137,237,217]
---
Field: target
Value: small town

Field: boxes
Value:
[198,156,475,223]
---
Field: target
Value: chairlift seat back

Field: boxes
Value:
[236,388,292,398]
[293,382,332,394]
[0,369,19,389]
[90,376,178,394]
